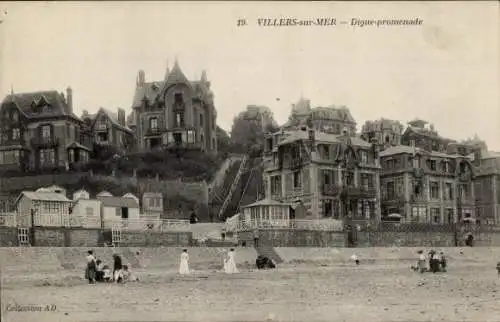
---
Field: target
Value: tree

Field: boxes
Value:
[216,126,231,154]
[230,108,278,152]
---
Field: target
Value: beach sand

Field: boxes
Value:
[2,261,500,322]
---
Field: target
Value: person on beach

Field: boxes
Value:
[113,254,124,283]
[85,250,96,284]
[417,250,427,273]
[95,259,104,282]
[102,264,112,282]
[351,253,360,265]
[439,251,447,272]
[224,248,238,274]
[496,262,500,279]
[179,249,190,275]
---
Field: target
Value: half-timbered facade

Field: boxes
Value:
[262,126,381,222]
[82,107,134,153]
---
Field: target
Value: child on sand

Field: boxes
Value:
[102,265,112,282]
[350,253,359,265]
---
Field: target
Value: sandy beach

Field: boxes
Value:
[2,259,500,322]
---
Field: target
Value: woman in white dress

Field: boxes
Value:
[179,249,190,275]
[224,248,238,274]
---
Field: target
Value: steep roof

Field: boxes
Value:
[379,145,469,158]
[95,108,133,133]
[311,106,356,124]
[1,90,79,120]
[97,196,139,208]
[277,130,371,148]
[16,191,72,205]
[165,60,190,87]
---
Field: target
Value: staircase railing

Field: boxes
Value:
[218,155,249,219]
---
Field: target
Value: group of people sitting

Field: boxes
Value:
[412,250,447,273]
[85,250,138,284]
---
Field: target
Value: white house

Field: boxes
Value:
[36,185,67,196]
[15,191,73,227]
[142,192,163,219]
[123,193,139,205]
[97,191,113,197]
[71,189,101,228]
[97,195,140,229]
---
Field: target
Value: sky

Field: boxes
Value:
[0,2,498,149]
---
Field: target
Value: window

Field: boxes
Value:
[413,156,421,168]
[11,110,18,122]
[69,149,74,162]
[175,112,185,127]
[431,208,441,224]
[360,173,374,189]
[270,175,281,196]
[445,208,454,224]
[360,151,368,163]
[293,171,302,188]
[85,207,93,217]
[187,130,195,143]
[199,114,203,127]
[444,183,453,200]
[97,117,107,130]
[97,132,108,142]
[323,200,333,217]
[442,161,450,173]
[0,150,20,165]
[41,125,51,139]
[344,171,355,187]
[429,160,437,171]
[174,93,183,104]
[387,181,395,199]
[12,128,20,140]
[212,138,216,149]
[324,145,330,159]
[411,206,427,223]
[430,181,439,199]
[322,170,331,185]
[386,159,395,169]
[459,184,469,199]
[40,149,55,165]
[150,117,158,129]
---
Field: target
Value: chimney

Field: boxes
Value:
[117,108,126,126]
[137,70,145,87]
[66,86,73,113]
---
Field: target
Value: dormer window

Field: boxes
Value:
[11,110,18,122]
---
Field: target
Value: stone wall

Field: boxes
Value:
[0,172,89,193]
[356,231,456,247]
[119,231,192,247]
[238,229,345,247]
[0,227,18,246]
[7,228,192,247]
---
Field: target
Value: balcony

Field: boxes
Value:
[290,156,307,170]
[30,137,60,148]
[323,184,341,196]
[145,127,163,137]
[0,138,27,147]
[95,123,108,131]
[360,187,377,198]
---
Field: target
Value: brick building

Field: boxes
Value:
[0,87,93,173]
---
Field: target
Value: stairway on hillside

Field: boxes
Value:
[217,155,249,219]
[256,244,283,264]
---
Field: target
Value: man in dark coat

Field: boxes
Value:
[113,254,123,283]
